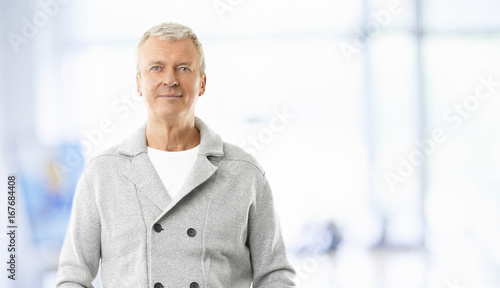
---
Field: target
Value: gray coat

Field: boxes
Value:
[56,117,296,288]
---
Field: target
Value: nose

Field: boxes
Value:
[163,68,178,87]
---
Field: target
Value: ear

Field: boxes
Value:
[199,74,207,96]
[136,73,142,96]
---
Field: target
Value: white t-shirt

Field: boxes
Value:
[147,145,200,200]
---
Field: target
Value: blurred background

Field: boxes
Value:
[1,0,500,287]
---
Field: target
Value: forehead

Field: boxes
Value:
[139,36,199,63]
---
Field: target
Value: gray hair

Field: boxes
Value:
[136,22,205,76]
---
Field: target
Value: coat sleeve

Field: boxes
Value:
[248,176,296,287]
[56,170,102,287]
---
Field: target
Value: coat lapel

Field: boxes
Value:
[117,117,224,222]
[118,122,172,212]
[161,154,217,216]
[121,153,172,211]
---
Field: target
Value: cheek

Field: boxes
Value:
[142,75,162,91]
[187,77,202,92]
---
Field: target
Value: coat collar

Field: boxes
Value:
[117,116,224,158]
[117,117,224,221]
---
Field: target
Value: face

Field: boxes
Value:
[136,37,206,122]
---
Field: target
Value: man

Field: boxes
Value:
[56,22,296,287]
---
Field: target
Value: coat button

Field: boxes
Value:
[187,228,196,237]
[190,282,199,288]
[154,283,164,288]
[153,223,163,233]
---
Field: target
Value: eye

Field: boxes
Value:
[179,67,190,72]
[151,66,161,71]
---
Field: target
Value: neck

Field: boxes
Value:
[146,115,200,151]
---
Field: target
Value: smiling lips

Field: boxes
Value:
[158,94,182,98]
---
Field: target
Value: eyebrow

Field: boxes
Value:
[147,60,194,66]
[147,60,165,66]
[176,62,194,67]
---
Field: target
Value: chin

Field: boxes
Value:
[154,110,185,120]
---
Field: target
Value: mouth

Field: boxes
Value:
[158,94,182,98]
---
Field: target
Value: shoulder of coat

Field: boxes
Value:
[83,142,129,172]
[220,142,265,176]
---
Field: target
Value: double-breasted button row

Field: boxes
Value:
[152,227,197,288]
[154,282,197,288]
[154,224,196,237]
